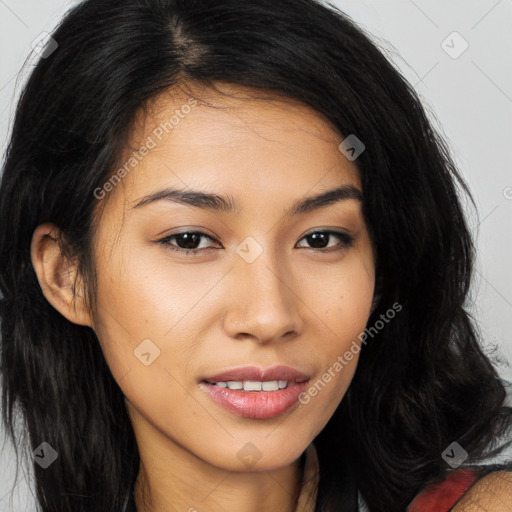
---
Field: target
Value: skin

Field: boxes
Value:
[31,82,375,512]
[451,471,512,511]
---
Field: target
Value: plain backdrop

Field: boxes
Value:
[1,1,511,510]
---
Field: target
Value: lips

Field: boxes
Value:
[199,364,311,419]
[202,364,310,384]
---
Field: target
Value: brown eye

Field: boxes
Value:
[296,230,354,252]
[158,231,217,255]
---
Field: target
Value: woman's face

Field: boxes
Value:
[90,84,376,471]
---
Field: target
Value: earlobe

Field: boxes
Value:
[30,222,92,327]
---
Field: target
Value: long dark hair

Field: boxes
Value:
[1,0,511,511]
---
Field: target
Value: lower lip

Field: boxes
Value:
[200,381,309,419]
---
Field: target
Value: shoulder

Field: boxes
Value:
[451,470,512,511]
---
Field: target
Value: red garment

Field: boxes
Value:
[406,468,478,512]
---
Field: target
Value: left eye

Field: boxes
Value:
[157,230,354,256]
[296,230,354,251]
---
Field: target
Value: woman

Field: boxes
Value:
[1,0,511,511]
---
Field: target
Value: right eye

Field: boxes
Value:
[157,231,220,256]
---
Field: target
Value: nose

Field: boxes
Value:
[221,244,303,345]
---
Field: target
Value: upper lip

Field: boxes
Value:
[202,364,310,384]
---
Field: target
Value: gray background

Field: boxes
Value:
[1,1,511,510]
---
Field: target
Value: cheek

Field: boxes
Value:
[298,258,374,419]
[297,332,362,441]
[90,242,222,432]
[92,240,197,339]
[309,250,375,341]
[99,241,224,335]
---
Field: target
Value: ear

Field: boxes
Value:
[30,222,92,326]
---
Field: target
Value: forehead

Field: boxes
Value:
[103,82,361,215]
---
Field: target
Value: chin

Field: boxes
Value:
[200,436,311,472]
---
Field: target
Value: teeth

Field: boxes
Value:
[211,380,290,391]
[262,381,279,391]
[244,380,262,391]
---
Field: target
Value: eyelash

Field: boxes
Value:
[156,230,355,256]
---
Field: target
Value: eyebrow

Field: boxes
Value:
[130,184,362,216]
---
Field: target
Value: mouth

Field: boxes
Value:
[199,364,311,419]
